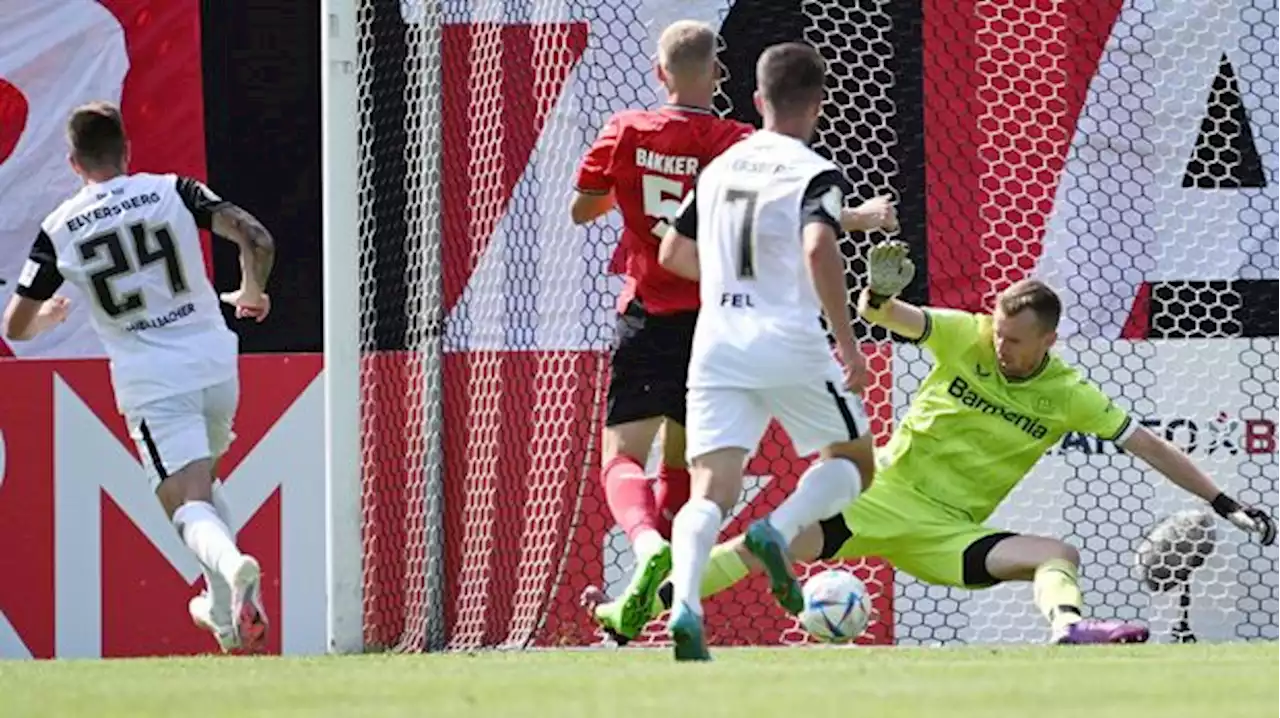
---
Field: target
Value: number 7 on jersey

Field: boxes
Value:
[724,188,758,279]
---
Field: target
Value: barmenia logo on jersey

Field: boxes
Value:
[946,376,1048,440]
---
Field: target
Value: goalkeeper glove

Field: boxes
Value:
[866,240,915,308]
[1211,493,1276,545]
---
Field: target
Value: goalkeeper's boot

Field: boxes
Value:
[1053,618,1149,645]
[585,542,671,645]
[188,592,240,653]
[667,602,710,662]
[743,519,804,615]
[228,555,269,653]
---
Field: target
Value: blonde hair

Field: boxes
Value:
[657,20,718,78]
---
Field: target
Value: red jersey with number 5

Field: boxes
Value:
[574,105,753,315]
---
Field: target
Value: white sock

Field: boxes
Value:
[173,501,244,585]
[669,498,722,616]
[203,482,236,625]
[769,458,862,544]
[632,528,666,560]
[201,569,234,626]
[210,479,236,532]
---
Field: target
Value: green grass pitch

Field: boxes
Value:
[0,643,1274,717]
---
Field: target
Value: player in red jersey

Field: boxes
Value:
[570,21,898,644]
[570,23,749,643]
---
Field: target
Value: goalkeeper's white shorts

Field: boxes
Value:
[125,378,239,490]
[685,381,869,461]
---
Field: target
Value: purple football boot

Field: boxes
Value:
[1054,618,1150,645]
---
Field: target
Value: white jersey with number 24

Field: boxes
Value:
[16,173,238,412]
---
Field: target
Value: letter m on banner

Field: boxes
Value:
[0,357,328,658]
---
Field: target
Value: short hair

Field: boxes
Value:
[67,101,127,171]
[756,42,826,115]
[997,279,1062,332]
[657,20,718,78]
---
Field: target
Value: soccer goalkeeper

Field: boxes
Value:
[587,240,1276,645]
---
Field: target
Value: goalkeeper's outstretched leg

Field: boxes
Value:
[586,509,1149,645]
[980,534,1149,644]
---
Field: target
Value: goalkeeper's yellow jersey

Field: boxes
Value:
[877,308,1136,524]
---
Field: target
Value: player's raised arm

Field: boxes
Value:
[855,239,926,340]
[658,188,699,280]
[840,194,899,234]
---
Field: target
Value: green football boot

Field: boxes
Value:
[743,519,804,615]
[592,541,671,644]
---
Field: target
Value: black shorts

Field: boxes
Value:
[605,300,697,428]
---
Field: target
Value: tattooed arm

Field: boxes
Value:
[175,176,276,320]
[211,203,276,292]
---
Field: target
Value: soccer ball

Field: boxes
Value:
[799,569,872,643]
[1135,509,1217,593]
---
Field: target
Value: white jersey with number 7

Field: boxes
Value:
[672,130,854,389]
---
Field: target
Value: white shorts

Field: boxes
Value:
[125,378,239,490]
[685,381,870,461]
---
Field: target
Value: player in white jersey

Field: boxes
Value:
[656,43,880,660]
[2,102,276,654]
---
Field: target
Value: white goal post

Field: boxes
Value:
[324,0,450,654]
[321,0,365,654]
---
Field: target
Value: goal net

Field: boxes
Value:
[350,0,1277,651]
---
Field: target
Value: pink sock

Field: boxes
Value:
[602,455,662,544]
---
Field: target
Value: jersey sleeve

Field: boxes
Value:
[799,169,854,233]
[911,307,982,362]
[175,176,230,230]
[573,115,623,195]
[15,231,64,301]
[672,187,698,240]
[1066,378,1136,443]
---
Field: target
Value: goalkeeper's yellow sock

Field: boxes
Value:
[651,542,750,615]
[1034,558,1083,636]
[702,543,750,597]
